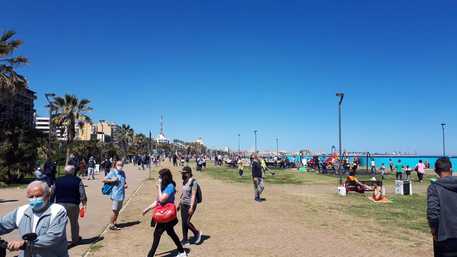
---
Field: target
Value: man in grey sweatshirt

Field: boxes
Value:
[427,157,457,257]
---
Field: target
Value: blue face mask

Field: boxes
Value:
[29,197,46,211]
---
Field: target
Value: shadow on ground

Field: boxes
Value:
[68,236,104,249]
[116,220,141,228]
[0,199,18,204]
[156,248,191,257]
[196,235,211,245]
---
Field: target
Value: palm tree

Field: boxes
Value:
[0,30,28,93]
[133,133,148,154]
[117,124,134,160]
[52,94,92,164]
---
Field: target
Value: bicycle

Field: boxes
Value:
[0,233,37,257]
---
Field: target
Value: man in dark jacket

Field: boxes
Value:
[54,165,87,247]
[101,157,112,176]
[43,159,57,186]
[427,157,457,257]
[251,154,264,202]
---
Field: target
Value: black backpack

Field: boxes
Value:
[191,179,203,204]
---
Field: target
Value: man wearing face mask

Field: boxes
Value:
[103,161,127,230]
[0,180,68,257]
[177,166,203,247]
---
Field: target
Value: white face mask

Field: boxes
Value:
[116,166,123,170]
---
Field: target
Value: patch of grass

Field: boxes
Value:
[89,244,104,252]
[205,166,336,185]
[336,193,428,233]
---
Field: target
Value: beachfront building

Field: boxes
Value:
[94,121,119,143]
[35,116,67,141]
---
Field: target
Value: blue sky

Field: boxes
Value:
[3,0,456,154]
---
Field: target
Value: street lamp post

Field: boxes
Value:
[336,92,345,183]
[99,120,105,143]
[276,137,279,156]
[44,93,56,158]
[149,130,152,179]
[441,123,447,156]
[254,130,258,153]
[238,134,241,154]
[99,120,105,163]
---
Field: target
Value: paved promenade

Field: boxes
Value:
[0,164,150,257]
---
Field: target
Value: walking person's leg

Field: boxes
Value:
[258,178,265,196]
[90,168,95,180]
[253,178,259,200]
[165,224,185,254]
[147,225,166,257]
[110,200,123,229]
[181,205,191,244]
[63,203,81,244]
[183,205,200,243]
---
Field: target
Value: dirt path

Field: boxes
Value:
[0,164,148,257]
[88,163,432,257]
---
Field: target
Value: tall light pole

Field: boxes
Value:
[99,120,105,143]
[99,120,105,163]
[276,137,279,156]
[149,130,152,179]
[336,92,345,183]
[441,123,447,156]
[238,134,241,154]
[254,130,258,153]
[44,93,56,158]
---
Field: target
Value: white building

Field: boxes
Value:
[155,115,170,144]
[35,116,66,141]
[35,116,50,134]
[195,137,204,145]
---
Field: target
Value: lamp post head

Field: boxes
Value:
[336,93,345,104]
[441,123,447,127]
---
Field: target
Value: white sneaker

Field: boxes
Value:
[194,231,203,245]
[181,240,191,247]
[176,252,187,257]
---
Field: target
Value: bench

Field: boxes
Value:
[345,180,383,194]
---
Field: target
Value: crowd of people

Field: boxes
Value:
[1,151,457,257]
[0,154,206,257]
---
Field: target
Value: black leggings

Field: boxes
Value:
[147,219,184,257]
[181,204,199,241]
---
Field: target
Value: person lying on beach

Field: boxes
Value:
[346,172,373,192]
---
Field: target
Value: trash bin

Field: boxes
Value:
[395,180,413,195]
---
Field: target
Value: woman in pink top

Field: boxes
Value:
[416,160,426,183]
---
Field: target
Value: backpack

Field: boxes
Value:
[102,183,114,195]
[191,179,202,204]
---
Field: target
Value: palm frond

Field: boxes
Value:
[0,31,15,42]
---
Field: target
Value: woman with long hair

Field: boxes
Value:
[142,169,186,257]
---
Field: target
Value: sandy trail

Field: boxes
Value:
[87,163,432,257]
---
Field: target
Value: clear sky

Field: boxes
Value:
[3,0,456,154]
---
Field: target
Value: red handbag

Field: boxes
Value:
[152,203,177,223]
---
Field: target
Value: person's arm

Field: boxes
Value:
[32,208,67,249]
[0,209,18,235]
[142,201,158,215]
[189,181,198,215]
[79,180,87,207]
[102,172,118,183]
[427,185,440,240]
